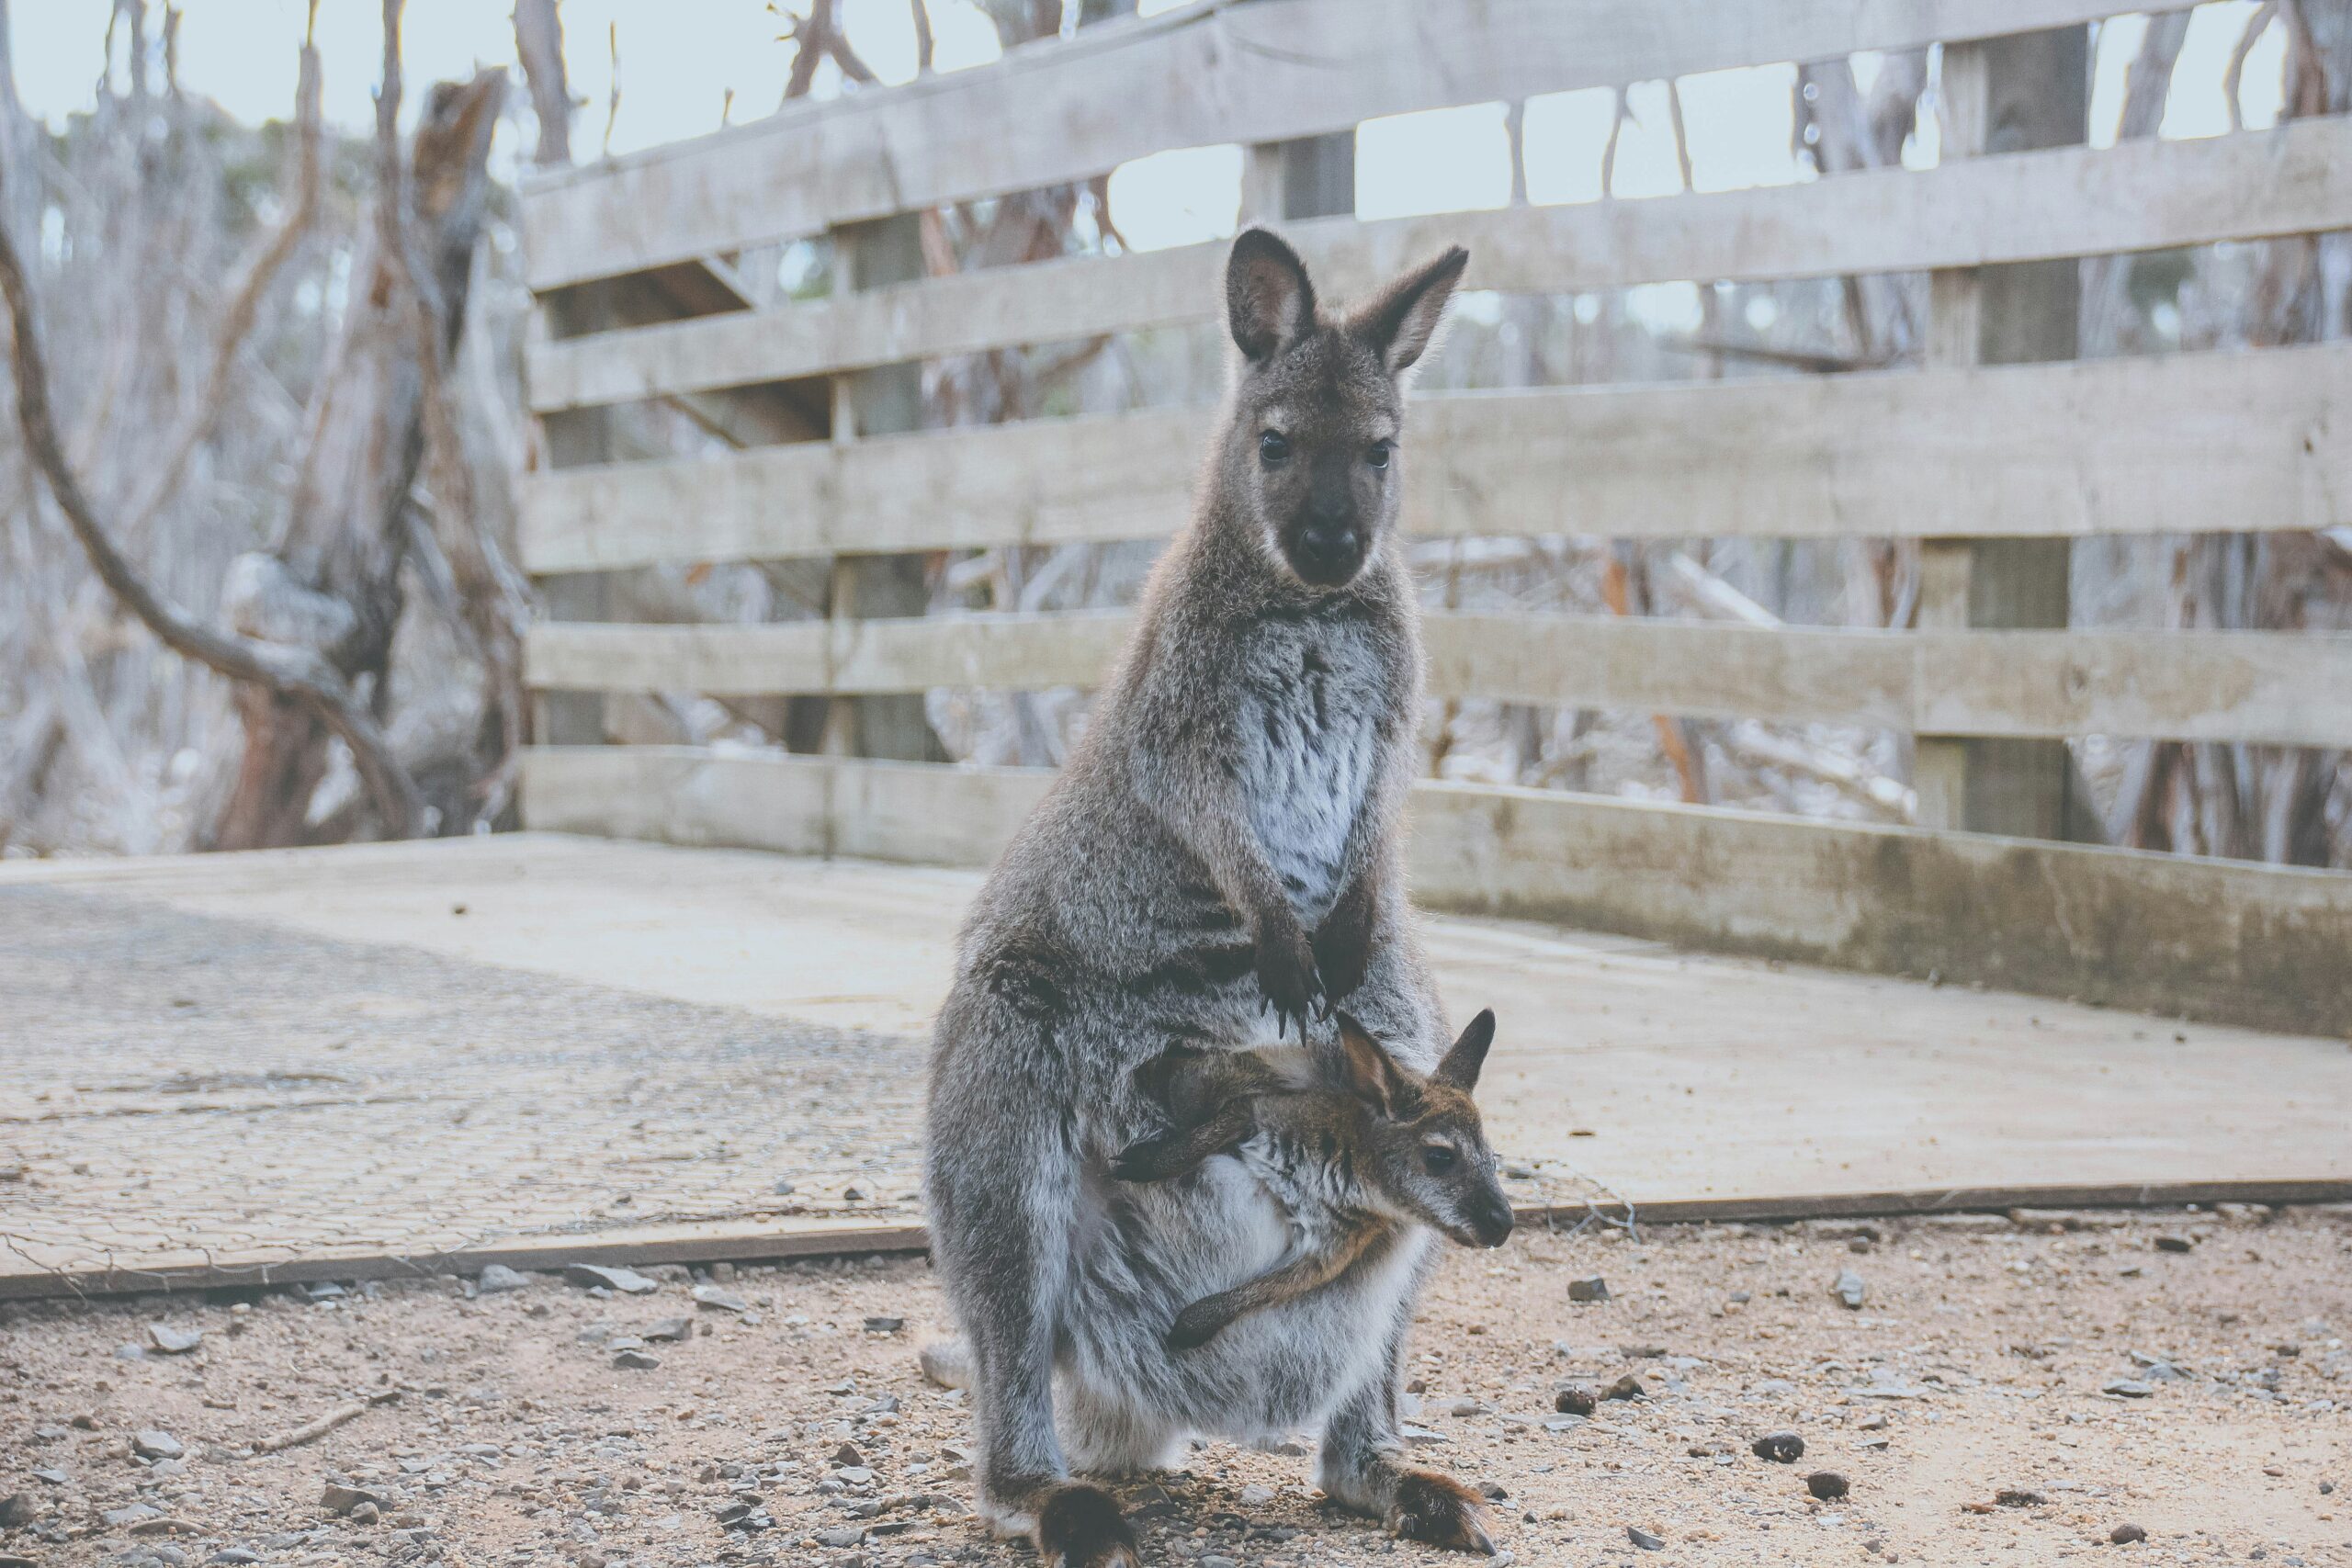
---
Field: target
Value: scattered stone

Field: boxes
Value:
[1806,1472,1849,1501]
[114,1342,148,1360]
[2101,1379,2154,1399]
[147,1323,202,1355]
[690,1285,750,1313]
[612,1349,661,1370]
[347,1500,380,1526]
[642,1317,693,1343]
[1627,1526,1664,1551]
[130,1516,198,1537]
[1502,1160,1536,1179]
[0,1495,31,1527]
[918,1340,971,1389]
[1397,1422,1448,1446]
[1477,1481,1509,1501]
[104,1502,164,1528]
[1752,1432,1805,1464]
[1996,1489,2047,1508]
[1834,1269,1868,1310]
[132,1430,185,1461]
[209,1551,264,1565]
[831,1442,865,1468]
[2153,1235,2195,1253]
[565,1264,659,1294]
[1442,1396,1492,1416]
[772,1178,796,1196]
[321,1483,385,1517]
[1554,1385,1596,1416]
[476,1264,531,1293]
[1567,1277,1611,1303]
[301,1280,347,1301]
[1601,1374,1645,1403]
[2110,1523,2148,1544]
[814,1527,865,1548]
[863,1315,906,1334]
[29,1468,65,1486]
[1239,1483,1277,1506]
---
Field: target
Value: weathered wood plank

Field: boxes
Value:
[518,0,2187,292]
[525,615,2352,749]
[518,748,2352,1036]
[530,115,2352,410]
[519,343,2352,571]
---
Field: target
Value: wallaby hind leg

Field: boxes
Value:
[1109,1098,1255,1182]
[1167,1218,1384,1350]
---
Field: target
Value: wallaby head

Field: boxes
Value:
[1329,1008,1513,1249]
[1220,227,1469,590]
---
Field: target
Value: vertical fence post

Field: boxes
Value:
[533,291,617,748]
[1915,29,2090,840]
[826,214,944,762]
[1243,131,1354,225]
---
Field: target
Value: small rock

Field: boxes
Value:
[1628,1526,1665,1551]
[1477,1480,1509,1501]
[130,1516,197,1537]
[1996,1489,2047,1508]
[864,1315,906,1335]
[209,1551,264,1565]
[1601,1374,1645,1402]
[1567,1277,1611,1303]
[842,1185,866,1201]
[1397,1423,1448,1446]
[476,1264,531,1293]
[565,1264,659,1294]
[1199,1557,1239,1568]
[348,1500,380,1525]
[148,1323,203,1355]
[0,1495,31,1527]
[29,1468,65,1486]
[642,1317,693,1342]
[1752,1432,1805,1463]
[2153,1235,2194,1253]
[300,1280,346,1300]
[690,1285,750,1313]
[104,1502,164,1528]
[1238,1483,1276,1506]
[832,1442,865,1468]
[133,1429,185,1461]
[814,1527,865,1548]
[772,1178,796,1195]
[918,1340,971,1389]
[1554,1385,1596,1416]
[2101,1379,2154,1399]
[1834,1269,1867,1309]
[1806,1472,1849,1501]
[114,1342,148,1360]
[612,1349,661,1370]
[2110,1523,2148,1544]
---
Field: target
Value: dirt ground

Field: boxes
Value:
[2,1209,2346,1568]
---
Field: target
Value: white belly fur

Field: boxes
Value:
[1242,693,1377,920]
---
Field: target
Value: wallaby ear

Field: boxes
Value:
[1434,1008,1496,1093]
[1349,244,1469,378]
[1331,1010,1410,1119]
[1227,227,1317,362]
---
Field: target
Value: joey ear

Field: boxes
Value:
[1227,227,1317,361]
[1332,1010,1410,1118]
[1350,244,1469,378]
[1434,1008,1496,1093]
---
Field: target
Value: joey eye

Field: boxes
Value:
[1366,438,1394,470]
[1420,1145,1459,1176]
[1259,430,1292,465]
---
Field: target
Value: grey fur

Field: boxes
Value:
[923,228,1482,1563]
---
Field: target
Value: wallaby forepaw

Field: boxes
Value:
[1387,1471,1498,1556]
[1035,1482,1140,1568]
[1253,919,1325,1042]
[1109,1137,1173,1183]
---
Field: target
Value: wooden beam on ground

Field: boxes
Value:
[528,116,2352,409]
[516,0,2198,292]
[518,342,2352,572]
[525,615,2352,750]
[519,749,2352,1037]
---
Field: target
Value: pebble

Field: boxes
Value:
[0,1496,29,1528]
[613,1349,662,1370]
[1834,1268,1868,1309]
[348,1500,380,1525]
[815,1527,865,1547]
[642,1317,693,1342]
[1752,1432,1805,1463]
[1567,1277,1611,1303]
[2154,1235,2195,1253]
[30,1468,65,1486]
[321,1483,384,1517]
[1627,1525,1665,1551]
[1239,1483,1276,1506]
[690,1285,751,1313]
[832,1442,865,1467]
[2101,1379,2154,1398]
[1996,1489,2047,1508]
[476,1264,531,1293]
[918,1341,970,1389]
[148,1323,202,1354]
[209,1551,263,1565]
[105,1503,164,1527]
[1554,1385,1597,1416]
[864,1315,906,1334]
[132,1429,185,1461]
[1806,1471,1849,1501]
[2110,1523,2148,1544]
[1601,1374,1645,1402]
[565,1263,660,1294]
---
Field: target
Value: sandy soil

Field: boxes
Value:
[3,1209,2346,1568]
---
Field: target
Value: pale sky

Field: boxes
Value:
[6,2,2288,259]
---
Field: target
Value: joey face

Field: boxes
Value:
[1223,229,1468,590]
[1332,1009,1513,1249]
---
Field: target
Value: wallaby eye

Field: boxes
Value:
[1421,1144,1459,1176]
[1259,430,1292,466]
[1366,438,1394,470]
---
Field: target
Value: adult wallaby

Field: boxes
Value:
[1113,1009,1513,1352]
[925,228,1482,1567]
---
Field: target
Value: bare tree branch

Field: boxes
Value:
[513,0,572,165]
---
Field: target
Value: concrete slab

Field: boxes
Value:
[5,833,2347,1295]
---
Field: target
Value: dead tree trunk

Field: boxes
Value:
[212,51,503,850]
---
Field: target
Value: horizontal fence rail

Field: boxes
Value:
[518,0,2200,293]
[521,343,2352,571]
[531,114,2352,410]
[519,748,2352,1038]
[525,615,2352,750]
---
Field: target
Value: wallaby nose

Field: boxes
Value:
[1300,519,1355,558]
[1473,1190,1515,1247]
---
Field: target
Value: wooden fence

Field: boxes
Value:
[514,0,2352,1036]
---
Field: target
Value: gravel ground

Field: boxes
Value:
[2,1208,2346,1567]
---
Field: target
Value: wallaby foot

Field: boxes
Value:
[1386,1470,1497,1556]
[1034,1481,1141,1568]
